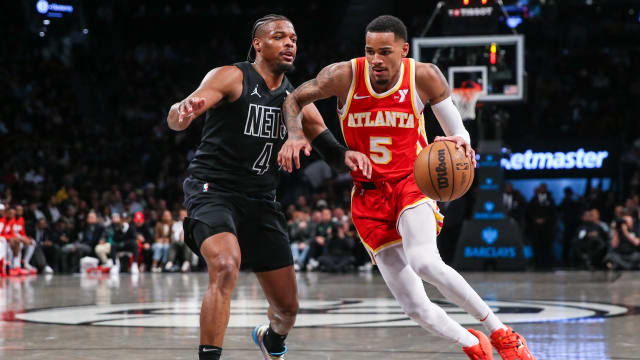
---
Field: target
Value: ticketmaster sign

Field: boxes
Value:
[501,149,609,171]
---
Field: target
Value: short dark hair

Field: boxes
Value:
[247,14,292,61]
[365,15,408,42]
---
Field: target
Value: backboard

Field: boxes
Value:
[412,35,525,102]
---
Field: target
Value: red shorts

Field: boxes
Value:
[351,173,443,256]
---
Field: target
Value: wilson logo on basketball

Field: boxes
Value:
[436,149,449,189]
[456,162,469,171]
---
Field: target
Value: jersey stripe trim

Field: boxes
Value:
[338,59,358,146]
[409,59,423,120]
[364,59,404,99]
[410,59,428,148]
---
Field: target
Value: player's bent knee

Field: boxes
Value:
[408,256,447,284]
[206,255,240,288]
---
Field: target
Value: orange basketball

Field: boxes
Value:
[414,141,474,202]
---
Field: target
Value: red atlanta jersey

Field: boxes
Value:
[338,57,428,183]
[2,218,15,239]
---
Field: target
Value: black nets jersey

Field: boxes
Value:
[187,62,295,194]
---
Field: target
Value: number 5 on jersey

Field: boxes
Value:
[370,137,392,164]
[253,143,273,175]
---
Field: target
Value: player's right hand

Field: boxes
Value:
[278,135,312,172]
[178,97,206,123]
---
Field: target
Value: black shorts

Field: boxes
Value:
[182,176,293,272]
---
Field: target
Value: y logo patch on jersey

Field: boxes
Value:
[251,85,261,98]
[203,183,209,192]
[394,89,408,103]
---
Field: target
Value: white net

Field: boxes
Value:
[452,88,482,120]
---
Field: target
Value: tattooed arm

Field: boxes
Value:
[416,62,475,166]
[277,61,353,171]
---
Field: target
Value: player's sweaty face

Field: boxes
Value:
[365,32,407,86]
[260,20,297,66]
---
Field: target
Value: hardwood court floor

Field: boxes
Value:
[1,270,639,359]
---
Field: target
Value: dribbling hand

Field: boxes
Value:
[277,135,312,172]
[178,97,206,124]
[434,135,477,168]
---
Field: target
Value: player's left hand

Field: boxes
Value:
[344,150,372,179]
[278,135,312,172]
[434,135,477,168]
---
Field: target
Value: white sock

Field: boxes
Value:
[13,244,23,268]
[24,243,36,267]
[481,312,507,333]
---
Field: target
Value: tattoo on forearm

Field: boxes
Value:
[283,62,343,138]
[428,63,450,99]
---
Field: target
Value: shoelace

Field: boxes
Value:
[494,333,524,357]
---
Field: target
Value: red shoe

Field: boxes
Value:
[463,328,494,360]
[9,268,21,276]
[16,267,30,276]
[490,326,536,360]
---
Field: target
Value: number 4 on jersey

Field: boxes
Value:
[253,142,273,175]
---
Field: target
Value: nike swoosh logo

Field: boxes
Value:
[353,94,370,99]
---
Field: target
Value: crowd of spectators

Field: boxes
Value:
[2,1,640,274]
[503,181,640,271]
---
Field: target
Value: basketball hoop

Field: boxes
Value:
[452,81,483,120]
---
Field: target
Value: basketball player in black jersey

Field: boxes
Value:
[167,15,371,360]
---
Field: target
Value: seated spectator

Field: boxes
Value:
[51,218,73,273]
[132,211,153,271]
[62,210,103,272]
[31,217,57,273]
[165,209,193,272]
[289,210,314,271]
[307,208,335,271]
[152,210,171,272]
[604,214,640,270]
[108,212,138,273]
[318,222,356,272]
[570,209,609,269]
[3,207,34,275]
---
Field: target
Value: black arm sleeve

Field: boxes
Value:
[311,129,348,171]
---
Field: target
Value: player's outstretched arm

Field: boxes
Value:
[167,66,242,131]
[415,62,476,167]
[278,62,352,172]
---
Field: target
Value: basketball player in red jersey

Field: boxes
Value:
[278,15,535,360]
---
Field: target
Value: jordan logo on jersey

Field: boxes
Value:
[347,110,415,128]
[250,85,261,98]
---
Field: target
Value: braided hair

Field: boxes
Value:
[246,14,292,62]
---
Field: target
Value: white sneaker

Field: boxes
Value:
[306,259,319,271]
[43,265,54,274]
[106,259,114,268]
[164,261,173,271]
[151,266,161,273]
[25,264,37,271]
[110,263,120,275]
[181,261,190,272]
[131,262,139,274]
[358,263,373,272]
[294,263,301,272]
